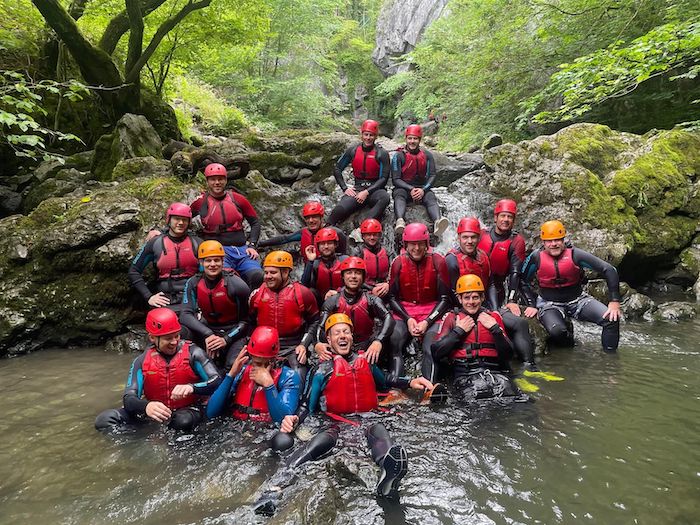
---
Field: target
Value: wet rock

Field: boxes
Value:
[482,134,503,150]
[105,325,148,353]
[694,276,700,302]
[527,317,549,356]
[651,302,697,322]
[622,292,656,321]
[23,168,86,212]
[432,151,485,186]
[0,186,22,217]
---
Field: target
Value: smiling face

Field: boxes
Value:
[405,240,428,262]
[202,256,223,278]
[362,231,380,247]
[206,175,227,196]
[494,212,515,234]
[328,323,353,356]
[406,135,421,150]
[361,131,376,148]
[304,214,323,231]
[318,240,337,258]
[458,231,480,255]
[543,238,565,257]
[342,268,364,291]
[149,331,181,355]
[264,266,288,290]
[168,215,190,237]
[460,291,484,315]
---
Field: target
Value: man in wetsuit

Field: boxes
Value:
[257,201,347,262]
[478,199,537,370]
[391,125,448,238]
[301,227,349,305]
[521,220,621,352]
[94,308,220,432]
[249,251,319,381]
[128,202,201,319]
[431,275,526,403]
[190,162,263,289]
[327,120,390,239]
[279,314,433,498]
[180,240,250,370]
[350,218,391,298]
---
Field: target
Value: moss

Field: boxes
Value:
[249,151,298,171]
[555,124,628,175]
[632,214,698,258]
[679,247,700,278]
[561,171,638,229]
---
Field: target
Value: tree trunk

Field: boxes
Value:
[98,0,168,55]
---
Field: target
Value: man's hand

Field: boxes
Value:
[148,292,170,308]
[410,188,424,202]
[281,414,299,433]
[145,401,172,423]
[411,320,428,337]
[324,289,339,300]
[344,187,357,198]
[205,334,227,357]
[171,384,194,401]
[246,247,260,260]
[295,344,307,365]
[603,301,621,322]
[406,317,418,334]
[455,315,475,332]
[355,190,369,203]
[250,363,274,388]
[371,282,389,297]
[477,312,498,330]
[524,307,538,318]
[505,302,521,316]
[315,342,332,361]
[305,245,317,262]
[365,340,382,364]
[228,346,248,377]
[145,229,162,242]
[409,377,434,390]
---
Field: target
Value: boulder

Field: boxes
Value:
[481,133,503,150]
[0,186,22,217]
[651,302,697,322]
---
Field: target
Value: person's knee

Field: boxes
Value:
[169,409,200,432]
[271,431,295,452]
[546,320,570,341]
[94,408,127,431]
[244,268,264,290]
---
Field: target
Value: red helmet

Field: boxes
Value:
[402,222,430,244]
[145,308,181,336]
[166,202,192,223]
[302,201,325,217]
[315,227,339,244]
[247,326,280,359]
[457,217,481,234]
[494,199,517,216]
[204,163,227,178]
[340,256,366,273]
[360,218,382,234]
[361,119,379,135]
[405,124,422,138]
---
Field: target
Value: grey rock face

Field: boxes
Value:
[652,302,697,322]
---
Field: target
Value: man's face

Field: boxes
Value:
[458,232,480,255]
[206,175,227,196]
[543,238,565,257]
[328,323,353,356]
[362,231,380,247]
[494,212,515,234]
[168,215,190,237]
[151,331,180,355]
[406,241,428,261]
[318,240,337,258]
[460,292,484,315]
[264,266,287,290]
[361,131,376,148]
[342,269,364,291]
[202,256,223,278]
[304,214,323,231]
[251,356,272,369]
[406,135,421,149]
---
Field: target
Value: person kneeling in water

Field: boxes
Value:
[95,308,220,433]
[431,275,527,402]
[279,314,432,499]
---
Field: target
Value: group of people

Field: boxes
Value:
[97,119,622,502]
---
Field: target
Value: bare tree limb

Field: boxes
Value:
[98,0,167,54]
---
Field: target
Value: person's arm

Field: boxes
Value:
[445,253,461,306]
[371,363,411,390]
[127,239,156,301]
[520,250,541,307]
[431,313,465,361]
[224,275,251,343]
[122,353,149,416]
[422,150,437,191]
[506,235,526,303]
[301,260,316,288]
[485,275,499,310]
[333,227,348,255]
[206,369,242,419]
[314,293,338,344]
[365,147,390,193]
[391,151,414,191]
[297,364,331,424]
[299,284,320,347]
[189,345,223,395]
[179,276,216,338]
[489,316,513,363]
[189,195,204,218]
[257,230,302,249]
[369,295,395,342]
[424,255,451,327]
[266,368,301,424]
[333,145,356,191]
[388,257,411,321]
[573,248,622,301]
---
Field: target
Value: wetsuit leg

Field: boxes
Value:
[366,423,394,463]
[287,426,339,468]
[367,423,408,498]
[539,307,574,346]
[388,320,409,381]
[169,406,203,432]
[283,350,308,391]
[392,188,409,220]
[364,189,390,221]
[420,323,441,382]
[422,189,440,222]
[328,195,361,226]
[224,337,247,370]
[575,297,620,352]
[501,310,536,364]
[94,408,133,431]
[270,431,295,452]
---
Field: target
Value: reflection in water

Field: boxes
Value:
[1,319,699,524]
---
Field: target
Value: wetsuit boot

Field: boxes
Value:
[367,423,408,498]
[287,426,339,468]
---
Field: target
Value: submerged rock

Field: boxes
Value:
[651,302,697,322]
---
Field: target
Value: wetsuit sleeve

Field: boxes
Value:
[189,345,223,395]
[333,227,348,255]
[128,238,157,301]
[520,250,541,307]
[224,275,251,342]
[371,362,411,390]
[369,294,395,342]
[490,315,513,362]
[265,367,301,423]
[425,255,451,327]
[572,248,622,301]
[333,145,356,191]
[485,276,499,311]
[431,312,466,361]
[315,293,339,344]
[388,257,411,320]
[257,230,302,248]
[232,193,260,246]
[180,276,216,338]
[300,284,321,347]
[365,147,390,193]
[123,353,149,416]
[206,372,236,419]
[190,195,204,217]
[423,150,437,191]
[391,151,413,191]
[301,260,317,288]
[298,363,332,423]
[506,235,526,303]
[445,253,461,306]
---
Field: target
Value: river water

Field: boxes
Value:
[1,318,699,524]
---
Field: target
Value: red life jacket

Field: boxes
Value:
[351,145,381,181]
[142,342,200,410]
[337,292,374,343]
[478,229,513,278]
[324,355,378,414]
[400,148,428,185]
[155,235,199,280]
[362,246,389,285]
[396,253,441,304]
[449,247,491,284]
[198,191,244,235]
[250,282,306,337]
[537,248,582,289]
[448,311,503,362]
[300,227,315,263]
[231,366,282,422]
[196,276,239,325]
[315,256,345,298]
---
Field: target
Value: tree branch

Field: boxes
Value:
[98,0,167,54]
[125,0,144,76]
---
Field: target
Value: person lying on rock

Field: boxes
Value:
[327,119,390,241]
[391,124,448,238]
[180,240,250,371]
[431,275,528,403]
[301,227,348,306]
[349,218,392,298]
[95,308,220,433]
[257,200,347,262]
[521,220,621,352]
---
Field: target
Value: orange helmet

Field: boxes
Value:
[198,240,225,259]
[456,274,485,294]
[325,313,353,333]
[263,250,293,269]
[540,220,566,240]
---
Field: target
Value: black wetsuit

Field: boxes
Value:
[258,226,347,257]
[391,147,440,222]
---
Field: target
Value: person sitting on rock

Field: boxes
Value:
[391,125,448,238]
[189,162,263,289]
[521,220,621,353]
[277,314,433,499]
[249,251,319,384]
[301,227,349,305]
[257,200,346,262]
[313,257,396,379]
[327,120,390,241]
[431,275,527,403]
[388,223,451,383]
[446,217,496,307]
[350,218,391,298]
[128,203,201,324]
[94,308,220,433]
[180,240,250,371]
[478,199,537,370]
